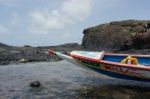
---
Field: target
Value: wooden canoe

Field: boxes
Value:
[48,50,150,82]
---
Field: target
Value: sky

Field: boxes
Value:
[0,0,150,46]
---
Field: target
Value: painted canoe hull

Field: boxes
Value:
[48,50,150,82]
[73,57,150,82]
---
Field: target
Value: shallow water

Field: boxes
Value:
[0,61,149,99]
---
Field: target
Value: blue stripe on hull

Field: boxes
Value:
[87,66,150,82]
[103,55,150,66]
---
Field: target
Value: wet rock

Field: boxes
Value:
[30,81,41,88]
[77,85,150,99]
[0,61,9,65]
[0,42,81,65]
[19,58,28,63]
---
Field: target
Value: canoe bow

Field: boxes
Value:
[48,50,77,64]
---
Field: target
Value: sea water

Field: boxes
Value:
[0,61,149,98]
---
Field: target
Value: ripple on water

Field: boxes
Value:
[0,61,149,98]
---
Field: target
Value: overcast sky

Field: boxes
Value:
[0,0,150,46]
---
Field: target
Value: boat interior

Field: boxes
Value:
[103,55,150,66]
[70,51,150,66]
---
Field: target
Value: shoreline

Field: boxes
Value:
[0,42,150,66]
[0,61,149,98]
[1,48,150,65]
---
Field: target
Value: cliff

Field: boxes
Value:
[82,20,150,51]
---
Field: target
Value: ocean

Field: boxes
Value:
[0,61,149,99]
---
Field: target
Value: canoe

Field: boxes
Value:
[48,50,150,82]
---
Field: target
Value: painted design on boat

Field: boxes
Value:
[48,50,150,82]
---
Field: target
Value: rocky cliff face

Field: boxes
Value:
[82,20,150,51]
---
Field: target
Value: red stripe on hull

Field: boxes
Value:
[73,56,150,80]
[70,54,150,71]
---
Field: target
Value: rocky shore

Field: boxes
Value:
[82,20,150,51]
[0,61,149,98]
[0,43,82,65]
[1,20,150,65]
[77,85,150,99]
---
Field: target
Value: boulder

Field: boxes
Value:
[82,20,150,51]
[30,81,41,88]
[132,32,150,49]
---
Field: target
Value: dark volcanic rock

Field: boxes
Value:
[82,20,150,51]
[41,43,83,52]
[30,81,41,88]
[78,85,150,99]
[0,48,59,65]
[0,43,9,47]
[132,32,150,49]
[0,43,81,65]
